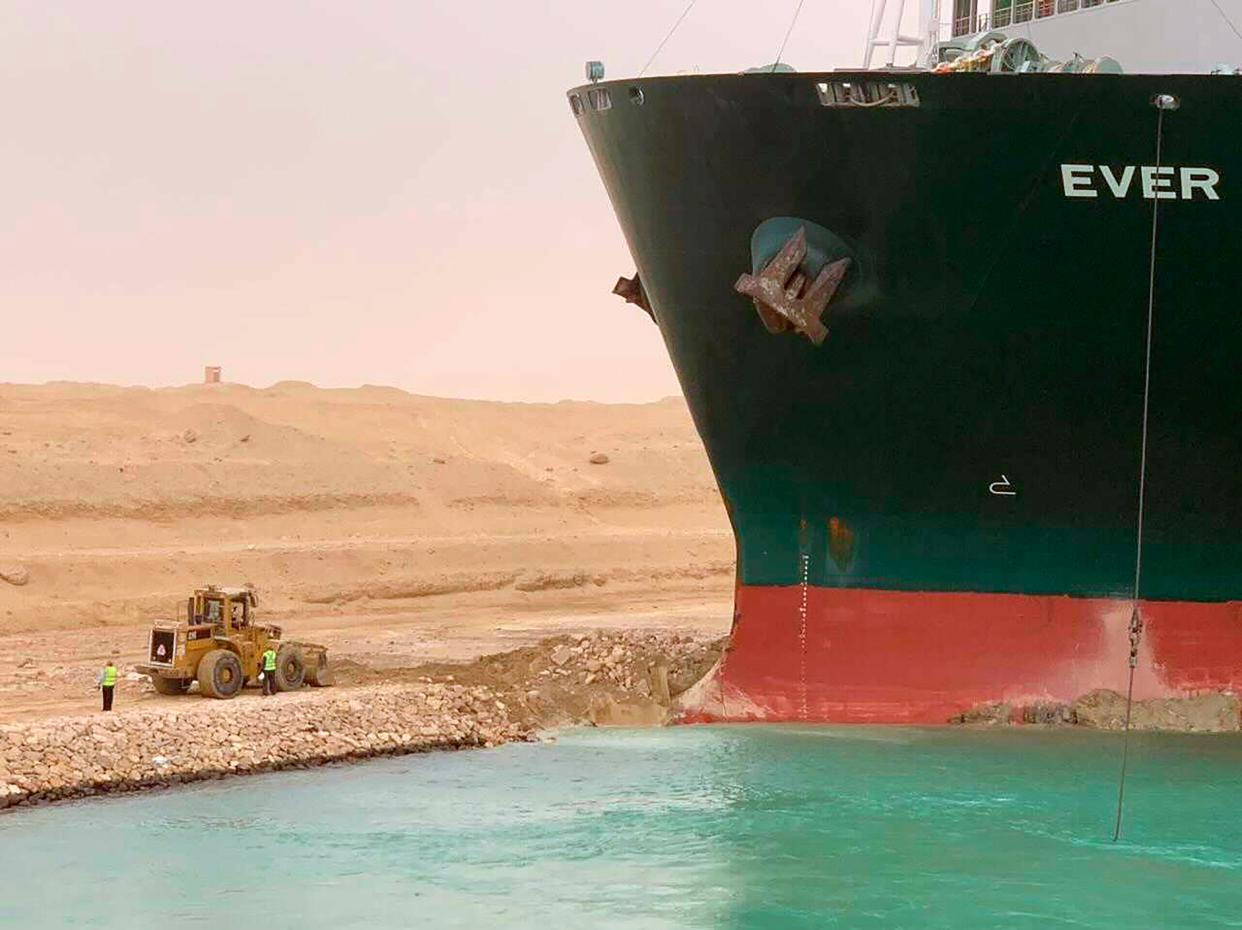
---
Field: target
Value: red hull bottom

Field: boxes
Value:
[680,585,1242,724]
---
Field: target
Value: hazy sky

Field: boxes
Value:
[1,1,874,401]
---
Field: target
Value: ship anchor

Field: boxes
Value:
[734,227,852,346]
[612,273,655,322]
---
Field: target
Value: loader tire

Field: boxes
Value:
[151,676,191,695]
[198,649,244,699]
[274,645,305,692]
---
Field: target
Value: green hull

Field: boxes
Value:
[573,72,1241,602]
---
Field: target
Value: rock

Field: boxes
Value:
[181,429,198,444]
[550,646,573,667]
[587,694,667,727]
[951,702,1012,726]
[588,452,610,465]
[1071,690,1129,730]
[650,664,672,705]
[666,667,702,697]
[0,566,29,587]
[1073,689,1241,733]
[1021,702,1072,725]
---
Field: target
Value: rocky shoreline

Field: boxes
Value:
[0,682,530,810]
[5,627,1239,812]
[0,630,724,811]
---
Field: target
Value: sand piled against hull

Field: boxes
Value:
[951,691,1241,732]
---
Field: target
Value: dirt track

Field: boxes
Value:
[0,582,732,723]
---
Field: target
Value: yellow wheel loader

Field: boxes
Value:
[135,586,332,698]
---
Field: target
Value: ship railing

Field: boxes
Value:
[955,0,1118,36]
[952,14,986,35]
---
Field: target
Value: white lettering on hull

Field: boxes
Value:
[1061,164,1220,200]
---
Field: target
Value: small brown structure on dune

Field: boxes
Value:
[204,366,222,384]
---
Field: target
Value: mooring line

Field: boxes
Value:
[1207,0,1242,47]
[638,0,700,77]
[1113,97,1172,844]
[771,0,808,72]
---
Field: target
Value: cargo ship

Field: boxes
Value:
[570,0,1242,723]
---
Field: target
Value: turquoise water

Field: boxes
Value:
[2,726,1241,929]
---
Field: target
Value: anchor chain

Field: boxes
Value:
[1113,91,1176,844]
[1127,607,1144,671]
[1112,604,1145,843]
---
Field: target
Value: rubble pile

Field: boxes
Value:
[481,630,724,727]
[951,690,1241,732]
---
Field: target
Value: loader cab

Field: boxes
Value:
[187,586,257,634]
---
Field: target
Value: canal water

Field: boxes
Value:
[1,726,1240,928]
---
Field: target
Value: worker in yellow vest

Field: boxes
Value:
[96,659,118,712]
[261,647,278,696]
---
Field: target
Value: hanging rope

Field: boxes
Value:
[1112,96,1173,844]
[771,0,808,72]
[638,0,701,77]
[1206,0,1242,47]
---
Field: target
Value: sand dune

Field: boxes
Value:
[0,383,733,666]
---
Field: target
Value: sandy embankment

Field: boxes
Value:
[0,381,738,807]
[0,381,736,723]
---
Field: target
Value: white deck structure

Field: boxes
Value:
[864,0,1242,73]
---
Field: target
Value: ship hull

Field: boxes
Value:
[572,72,1242,723]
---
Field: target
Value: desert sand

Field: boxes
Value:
[0,381,735,724]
